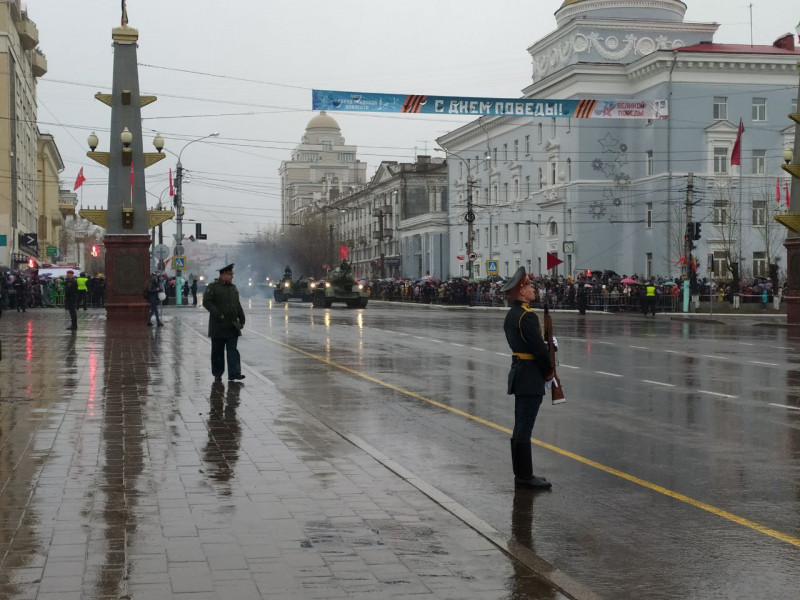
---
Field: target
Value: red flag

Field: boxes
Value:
[339,244,349,260]
[546,252,564,270]
[169,169,175,197]
[730,119,744,166]
[787,182,791,209]
[777,178,781,204]
[73,167,86,191]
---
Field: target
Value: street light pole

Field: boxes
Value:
[438,148,476,279]
[173,132,218,306]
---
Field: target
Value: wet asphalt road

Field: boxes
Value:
[203,299,800,600]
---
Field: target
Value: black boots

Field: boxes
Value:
[510,439,552,490]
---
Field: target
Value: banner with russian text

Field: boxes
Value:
[312,90,668,120]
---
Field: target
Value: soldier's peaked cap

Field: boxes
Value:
[219,263,234,274]
[500,266,527,293]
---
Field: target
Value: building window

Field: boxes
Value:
[646,202,653,228]
[514,179,519,201]
[492,185,498,204]
[475,229,480,248]
[753,251,767,277]
[752,149,766,175]
[714,200,729,225]
[503,143,508,161]
[538,123,543,144]
[322,140,332,150]
[525,135,530,155]
[504,261,510,276]
[526,175,531,197]
[494,225,498,246]
[493,147,498,164]
[567,209,573,235]
[752,200,766,226]
[713,96,728,121]
[567,158,572,181]
[646,253,653,279]
[646,150,654,176]
[504,224,509,244]
[514,139,519,160]
[485,227,489,247]
[752,98,767,122]
[714,147,728,174]
[527,221,532,241]
[515,223,520,243]
[713,251,729,277]
[551,117,557,137]
[550,160,557,185]
[538,168,544,189]
[504,182,508,203]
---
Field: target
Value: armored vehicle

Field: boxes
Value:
[311,262,368,309]
[273,275,314,302]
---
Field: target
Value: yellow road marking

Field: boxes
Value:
[251,330,800,549]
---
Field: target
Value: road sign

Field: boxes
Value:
[487,260,499,275]
[468,252,477,262]
[0,235,6,247]
[18,233,37,249]
[46,246,58,258]
[173,256,186,270]
[153,244,169,260]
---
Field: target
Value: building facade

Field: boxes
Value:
[329,156,448,280]
[36,133,64,265]
[438,0,798,282]
[0,0,48,268]
[280,111,367,227]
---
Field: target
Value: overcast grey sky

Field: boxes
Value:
[33,0,799,244]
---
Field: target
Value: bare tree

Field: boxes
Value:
[751,177,786,285]
[707,180,741,289]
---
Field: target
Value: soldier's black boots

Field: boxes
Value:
[510,439,552,490]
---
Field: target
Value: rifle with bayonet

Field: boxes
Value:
[543,304,565,404]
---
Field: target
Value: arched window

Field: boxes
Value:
[548,221,558,237]
[566,158,572,181]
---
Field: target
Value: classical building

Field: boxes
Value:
[329,156,448,279]
[36,132,65,264]
[0,0,48,268]
[439,0,798,281]
[280,111,367,227]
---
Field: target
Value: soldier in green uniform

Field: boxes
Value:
[203,264,246,382]
[502,267,555,490]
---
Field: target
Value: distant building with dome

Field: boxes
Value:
[280,111,367,226]
[439,0,798,284]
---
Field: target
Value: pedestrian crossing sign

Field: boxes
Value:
[173,256,186,270]
[487,260,499,275]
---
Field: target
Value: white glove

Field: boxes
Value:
[544,378,559,392]
[551,336,559,350]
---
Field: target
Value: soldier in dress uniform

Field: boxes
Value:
[502,266,555,490]
[203,264,246,382]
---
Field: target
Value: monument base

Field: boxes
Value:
[784,238,800,324]
[104,235,150,322]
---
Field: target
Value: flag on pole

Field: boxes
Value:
[73,167,86,191]
[169,169,175,196]
[546,252,564,270]
[777,178,781,204]
[730,119,745,166]
[121,0,128,26]
[339,244,349,260]
[787,181,791,209]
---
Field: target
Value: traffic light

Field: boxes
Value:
[27,258,37,269]
[91,244,99,257]
[694,222,702,240]
[686,222,695,239]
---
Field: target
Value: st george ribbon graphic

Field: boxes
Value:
[312,89,668,120]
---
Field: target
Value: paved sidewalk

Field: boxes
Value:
[0,310,568,599]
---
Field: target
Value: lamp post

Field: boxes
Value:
[438,148,480,280]
[172,132,218,305]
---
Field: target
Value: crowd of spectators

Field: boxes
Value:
[0,271,105,310]
[358,272,785,312]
